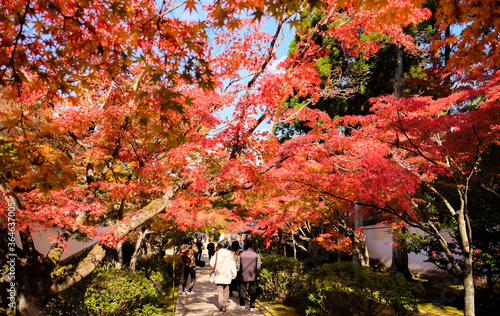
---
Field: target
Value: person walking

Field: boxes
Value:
[228,233,238,249]
[207,239,215,260]
[210,240,237,312]
[229,240,241,297]
[178,237,198,294]
[195,238,203,261]
[236,238,261,311]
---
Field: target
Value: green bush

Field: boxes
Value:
[305,262,424,316]
[43,274,93,316]
[83,268,158,315]
[44,260,173,316]
[136,258,173,292]
[259,254,303,302]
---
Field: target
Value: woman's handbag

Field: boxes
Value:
[209,252,218,283]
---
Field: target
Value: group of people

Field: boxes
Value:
[177,233,261,313]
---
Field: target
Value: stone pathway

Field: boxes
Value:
[174,251,265,316]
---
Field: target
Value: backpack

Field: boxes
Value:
[181,250,191,265]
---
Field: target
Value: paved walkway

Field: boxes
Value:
[174,250,265,316]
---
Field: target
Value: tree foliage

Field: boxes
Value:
[1,1,499,315]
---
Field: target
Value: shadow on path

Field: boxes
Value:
[174,251,265,316]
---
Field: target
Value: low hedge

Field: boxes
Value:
[258,254,304,303]
[305,262,424,315]
[44,259,174,315]
[258,256,424,316]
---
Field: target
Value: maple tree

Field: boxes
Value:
[248,2,500,316]
[273,4,440,273]
[257,76,500,315]
[0,0,329,314]
[1,1,497,315]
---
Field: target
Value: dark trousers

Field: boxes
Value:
[229,277,239,296]
[182,266,196,292]
[239,281,256,308]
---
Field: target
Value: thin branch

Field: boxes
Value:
[229,16,290,159]
[245,17,287,97]
[425,182,457,217]
[479,183,500,199]
[394,110,439,165]
[0,0,31,82]
[259,155,291,175]
[98,81,115,110]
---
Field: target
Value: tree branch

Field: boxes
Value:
[48,179,183,295]
[0,174,41,258]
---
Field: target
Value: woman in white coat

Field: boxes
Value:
[209,239,237,312]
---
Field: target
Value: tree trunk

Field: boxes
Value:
[351,231,369,267]
[115,241,124,269]
[12,182,182,314]
[394,46,403,100]
[463,272,475,316]
[390,226,412,280]
[390,48,412,279]
[457,202,474,316]
[130,229,150,272]
[353,239,370,267]
[444,25,451,66]
[145,235,154,259]
[352,204,368,266]
[17,269,47,316]
[17,293,43,316]
[390,241,412,279]
[462,234,475,316]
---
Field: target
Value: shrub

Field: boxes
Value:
[44,260,174,316]
[83,268,159,315]
[43,274,93,316]
[259,254,303,302]
[136,258,173,292]
[305,262,424,316]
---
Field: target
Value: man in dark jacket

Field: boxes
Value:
[195,238,203,261]
[207,239,215,260]
[178,237,198,294]
[236,238,261,311]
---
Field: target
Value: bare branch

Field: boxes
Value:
[480,183,500,199]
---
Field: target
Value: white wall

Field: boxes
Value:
[365,224,449,277]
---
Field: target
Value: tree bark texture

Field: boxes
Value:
[130,229,150,271]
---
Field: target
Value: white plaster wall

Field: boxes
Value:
[365,224,446,276]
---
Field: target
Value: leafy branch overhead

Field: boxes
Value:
[0,1,498,315]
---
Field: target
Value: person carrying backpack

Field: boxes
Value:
[178,237,198,294]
